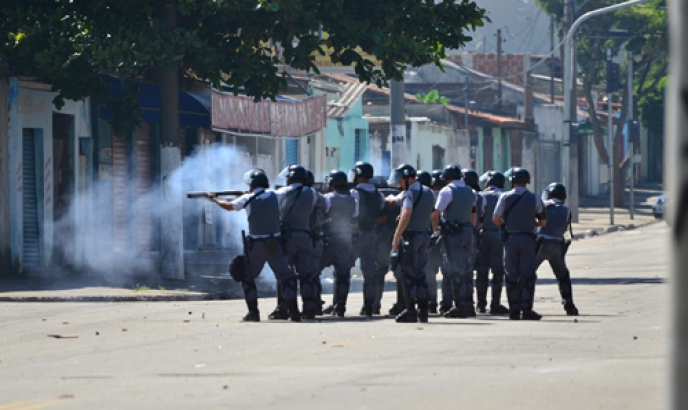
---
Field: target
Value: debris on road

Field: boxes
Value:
[47,334,79,339]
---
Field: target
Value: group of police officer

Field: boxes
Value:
[208,161,579,323]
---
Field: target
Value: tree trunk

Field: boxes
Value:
[156,0,184,280]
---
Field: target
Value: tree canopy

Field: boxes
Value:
[1,0,487,133]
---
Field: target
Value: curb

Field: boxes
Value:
[573,219,660,240]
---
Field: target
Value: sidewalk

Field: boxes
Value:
[0,184,663,302]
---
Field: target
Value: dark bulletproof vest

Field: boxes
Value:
[247,192,280,236]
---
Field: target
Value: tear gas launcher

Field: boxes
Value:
[185,190,246,199]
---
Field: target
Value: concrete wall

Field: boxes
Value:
[8,80,91,271]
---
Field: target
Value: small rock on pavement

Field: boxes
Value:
[633,336,638,340]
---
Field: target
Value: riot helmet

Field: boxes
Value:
[388,164,417,190]
[350,161,374,181]
[417,170,432,188]
[442,164,463,181]
[509,167,531,185]
[485,171,506,189]
[462,168,480,191]
[431,169,445,188]
[278,165,307,185]
[243,168,269,189]
[326,170,349,190]
[305,169,315,187]
[546,182,567,201]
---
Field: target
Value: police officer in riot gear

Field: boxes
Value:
[535,182,579,316]
[207,169,299,322]
[319,170,358,316]
[350,161,386,317]
[387,164,435,323]
[269,165,320,320]
[432,165,478,318]
[376,183,403,316]
[493,167,547,320]
[476,171,509,314]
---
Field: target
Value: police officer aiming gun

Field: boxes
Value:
[206,169,300,322]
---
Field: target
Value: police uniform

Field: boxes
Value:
[229,188,298,321]
[535,199,579,315]
[275,183,319,318]
[350,183,385,316]
[310,192,330,314]
[493,186,546,320]
[435,179,477,317]
[476,186,508,313]
[395,181,435,321]
[320,191,358,316]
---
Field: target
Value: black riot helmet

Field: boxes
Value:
[546,182,567,201]
[443,164,463,181]
[509,167,531,185]
[388,164,417,189]
[351,161,374,179]
[417,170,432,188]
[244,168,269,189]
[462,168,480,191]
[285,165,307,184]
[485,171,506,189]
[326,170,348,190]
[305,169,315,187]
[431,169,445,188]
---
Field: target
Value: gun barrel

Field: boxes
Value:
[186,190,246,199]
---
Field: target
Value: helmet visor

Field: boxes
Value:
[387,169,404,188]
[243,170,254,186]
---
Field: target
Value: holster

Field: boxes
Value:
[562,239,572,255]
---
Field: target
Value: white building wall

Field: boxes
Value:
[8,80,91,270]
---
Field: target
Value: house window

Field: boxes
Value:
[354,129,362,162]
[286,139,299,165]
[432,145,445,170]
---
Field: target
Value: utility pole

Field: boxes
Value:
[563,0,579,222]
[156,0,184,279]
[607,48,615,226]
[496,28,503,113]
[550,15,555,104]
[667,1,688,406]
[627,52,635,220]
[390,80,406,169]
[464,76,469,131]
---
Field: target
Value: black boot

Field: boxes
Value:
[287,300,301,322]
[395,307,418,323]
[564,300,579,316]
[267,306,289,320]
[475,270,489,313]
[428,300,438,314]
[388,303,404,316]
[333,303,346,317]
[362,297,375,317]
[522,310,542,321]
[417,298,429,323]
[242,310,260,322]
[322,304,335,315]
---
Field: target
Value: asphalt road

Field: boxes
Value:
[0,223,668,410]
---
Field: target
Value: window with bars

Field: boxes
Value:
[354,129,362,163]
[286,139,299,165]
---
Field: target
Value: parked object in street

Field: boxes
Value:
[652,194,666,219]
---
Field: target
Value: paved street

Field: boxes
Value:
[0,222,668,410]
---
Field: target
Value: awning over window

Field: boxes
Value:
[99,77,211,129]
